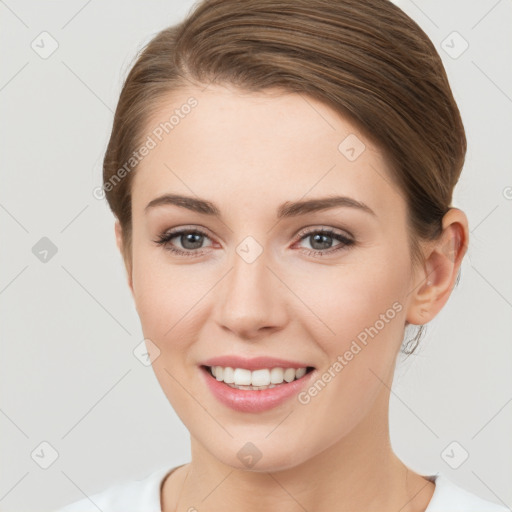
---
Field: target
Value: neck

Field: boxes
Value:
[164,386,435,512]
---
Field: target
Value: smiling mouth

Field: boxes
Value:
[201,365,315,391]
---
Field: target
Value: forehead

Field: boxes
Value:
[131,84,404,216]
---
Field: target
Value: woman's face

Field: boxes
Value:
[122,83,422,471]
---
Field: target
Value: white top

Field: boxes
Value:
[55,465,510,512]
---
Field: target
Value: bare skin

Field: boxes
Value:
[115,83,468,512]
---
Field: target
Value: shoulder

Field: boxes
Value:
[54,466,176,512]
[426,473,510,512]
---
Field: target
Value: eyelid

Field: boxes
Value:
[294,225,354,242]
[159,224,214,240]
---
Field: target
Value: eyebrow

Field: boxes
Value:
[144,193,376,218]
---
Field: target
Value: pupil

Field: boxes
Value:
[182,233,203,250]
[311,233,332,250]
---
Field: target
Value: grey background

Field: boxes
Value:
[0,1,511,510]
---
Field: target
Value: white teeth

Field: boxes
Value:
[227,383,279,390]
[295,367,307,379]
[222,366,235,383]
[270,367,284,384]
[208,365,310,388]
[233,368,252,386]
[283,368,296,383]
[251,369,270,387]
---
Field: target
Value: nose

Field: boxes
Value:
[215,247,288,340]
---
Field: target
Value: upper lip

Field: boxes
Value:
[200,355,313,371]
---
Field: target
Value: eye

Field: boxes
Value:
[154,226,355,258]
[295,227,354,256]
[153,227,213,257]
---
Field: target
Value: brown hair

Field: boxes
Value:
[102,0,467,354]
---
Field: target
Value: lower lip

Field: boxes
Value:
[200,366,317,413]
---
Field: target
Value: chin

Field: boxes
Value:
[196,430,318,474]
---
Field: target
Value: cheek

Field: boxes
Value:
[130,252,209,408]
[294,251,409,381]
[130,246,201,345]
[300,255,407,340]
[291,265,408,441]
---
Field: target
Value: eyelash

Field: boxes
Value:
[153,226,355,258]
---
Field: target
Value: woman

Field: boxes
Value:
[56,0,509,510]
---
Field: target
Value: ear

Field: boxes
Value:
[406,208,469,325]
[114,220,134,297]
